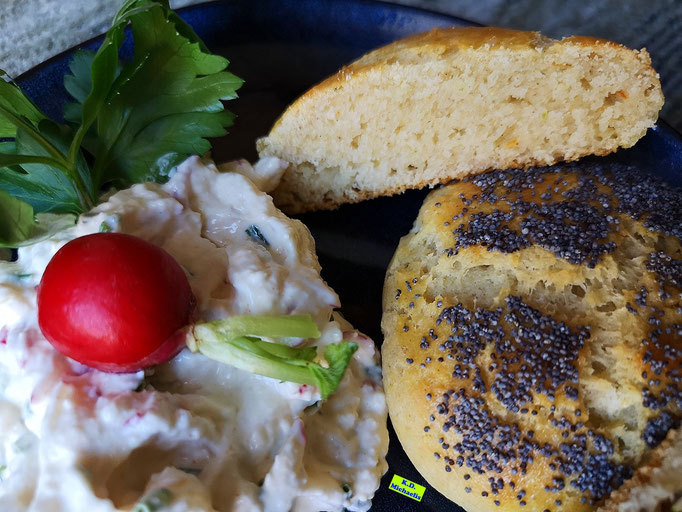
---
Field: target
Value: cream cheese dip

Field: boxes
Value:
[0,157,389,512]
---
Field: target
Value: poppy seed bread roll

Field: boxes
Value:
[257,27,664,214]
[381,162,682,511]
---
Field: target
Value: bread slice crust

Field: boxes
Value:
[257,27,664,214]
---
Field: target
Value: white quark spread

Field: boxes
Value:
[0,156,389,512]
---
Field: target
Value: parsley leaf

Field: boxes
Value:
[0,180,76,248]
[0,72,45,137]
[64,0,242,187]
[0,124,94,214]
[63,50,107,125]
[0,75,94,214]
[0,0,242,246]
[0,190,35,246]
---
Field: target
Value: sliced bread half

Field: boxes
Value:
[257,27,664,214]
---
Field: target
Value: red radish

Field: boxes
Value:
[34,233,354,399]
[37,233,195,372]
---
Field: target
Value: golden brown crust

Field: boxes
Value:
[299,28,553,95]
[265,27,634,138]
[275,28,637,109]
[382,162,682,511]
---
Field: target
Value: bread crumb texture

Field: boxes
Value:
[381,162,682,512]
[600,428,682,512]
[257,26,664,214]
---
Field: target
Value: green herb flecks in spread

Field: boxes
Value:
[133,488,173,512]
[245,224,270,246]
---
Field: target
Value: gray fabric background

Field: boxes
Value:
[1,0,680,130]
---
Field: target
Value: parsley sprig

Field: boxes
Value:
[0,0,242,247]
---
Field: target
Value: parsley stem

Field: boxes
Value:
[67,124,88,171]
[70,171,95,211]
[0,154,69,168]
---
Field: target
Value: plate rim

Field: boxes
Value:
[15,0,477,82]
[15,0,681,140]
[9,2,682,511]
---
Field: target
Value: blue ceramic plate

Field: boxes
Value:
[17,1,682,511]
